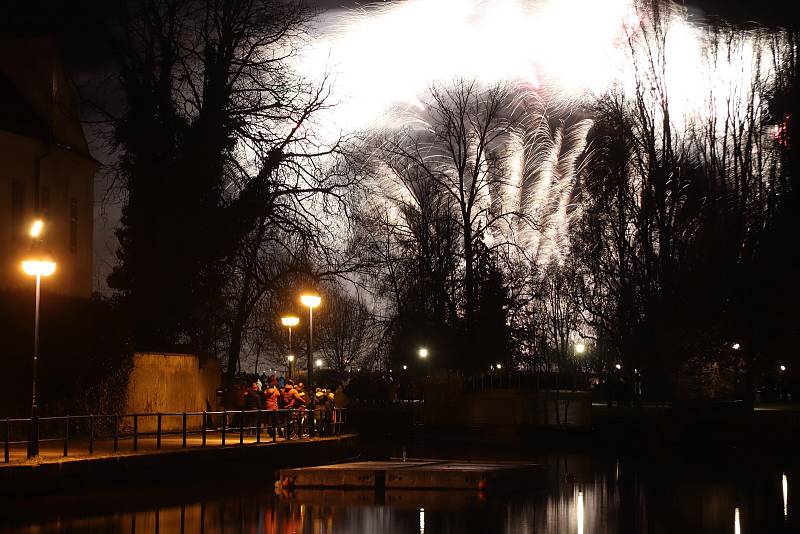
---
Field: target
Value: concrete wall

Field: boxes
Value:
[124,353,222,431]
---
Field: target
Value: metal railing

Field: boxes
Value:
[2,407,347,463]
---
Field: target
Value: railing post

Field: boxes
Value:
[239,409,245,444]
[182,412,187,448]
[133,414,139,451]
[309,408,315,438]
[27,413,40,458]
[202,411,207,447]
[221,409,227,446]
[285,410,291,441]
[63,415,70,457]
[88,415,95,455]
[4,417,10,463]
[272,412,277,443]
[256,410,261,443]
[113,414,119,453]
[157,413,162,449]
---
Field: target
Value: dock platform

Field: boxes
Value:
[278,459,546,491]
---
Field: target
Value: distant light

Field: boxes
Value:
[496,363,502,369]
[403,365,408,370]
[780,365,787,372]
[575,343,586,354]
[418,347,429,359]
[281,316,300,327]
[300,294,321,308]
[732,343,741,350]
[30,220,44,238]
[22,259,56,277]
[577,491,584,534]
[287,355,295,362]
[316,358,324,368]
[615,364,622,370]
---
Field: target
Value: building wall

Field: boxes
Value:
[125,353,222,431]
[0,130,95,298]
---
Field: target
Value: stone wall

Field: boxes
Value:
[425,377,591,428]
[124,352,221,431]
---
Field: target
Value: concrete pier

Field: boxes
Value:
[279,459,545,491]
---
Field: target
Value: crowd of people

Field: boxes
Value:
[241,375,343,437]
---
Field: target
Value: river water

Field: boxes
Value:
[4,451,796,533]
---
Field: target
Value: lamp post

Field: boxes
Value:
[21,220,56,458]
[300,293,321,391]
[418,347,429,359]
[281,316,300,378]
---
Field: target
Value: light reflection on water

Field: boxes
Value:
[3,456,796,534]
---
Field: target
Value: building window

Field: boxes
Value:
[70,198,78,253]
[12,181,24,240]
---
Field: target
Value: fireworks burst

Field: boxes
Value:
[299,0,790,266]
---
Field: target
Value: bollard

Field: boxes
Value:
[157,413,163,449]
[256,410,261,443]
[272,414,277,443]
[182,412,187,448]
[202,411,207,447]
[239,409,245,444]
[63,416,70,457]
[285,410,292,441]
[133,414,139,451]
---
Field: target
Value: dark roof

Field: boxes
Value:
[0,69,49,140]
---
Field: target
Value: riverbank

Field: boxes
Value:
[0,434,359,498]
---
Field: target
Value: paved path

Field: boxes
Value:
[2,429,335,466]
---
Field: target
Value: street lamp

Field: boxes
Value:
[281,316,300,378]
[732,342,741,350]
[300,293,321,391]
[316,358,324,368]
[287,354,295,378]
[418,347,429,359]
[21,220,56,458]
[575,343,586,355]
[615,363,622,370]
[496,363,502,370]
[780,364,787,372]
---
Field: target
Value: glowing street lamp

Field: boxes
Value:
[615,363,622,371]
[300,293,321,391]
[732,342,741,350]
[403,364,408,370]
[575,343,586,355]
[780,364,787,372]
[280,315,300,378]
[418,347,429,359]
[21,220,56,458]
[316,358,324,368]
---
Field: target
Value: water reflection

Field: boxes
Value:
[3,456,797,534]
[783,473,788,520]
[735,506,741,534]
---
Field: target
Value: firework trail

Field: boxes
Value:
[299,0,789,266]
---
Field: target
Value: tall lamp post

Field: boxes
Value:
[281,316,300,378]
[21,220,56,458]
[300,293,321,391]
